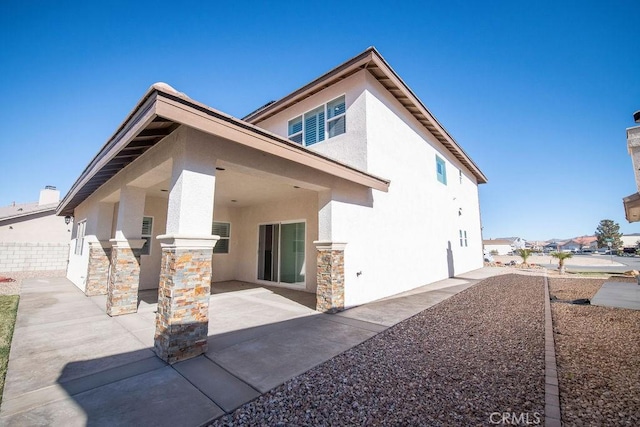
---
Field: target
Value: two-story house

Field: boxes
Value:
[57,47,487,363]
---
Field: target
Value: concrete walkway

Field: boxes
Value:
[591,281,640,310]
[0,267,505,426]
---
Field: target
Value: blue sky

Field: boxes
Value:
[1,1,639,240]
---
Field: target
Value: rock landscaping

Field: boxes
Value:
[211,274,545,426]
[550,277,640,426]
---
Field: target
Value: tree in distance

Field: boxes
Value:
[595,219,623,249]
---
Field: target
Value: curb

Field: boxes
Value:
[544,273,562,426]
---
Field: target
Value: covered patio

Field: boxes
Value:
[58,83,389,364]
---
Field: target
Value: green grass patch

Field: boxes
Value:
[0,295,19,405]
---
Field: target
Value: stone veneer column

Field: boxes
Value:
[85,240,112,296]
[106,239,145,316]
[314,241,347,313]
[154,235,218,364]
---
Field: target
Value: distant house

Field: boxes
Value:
[497,236,526,250]
[571,236,598,252]
[483,239,513,255]
[620,233,640,248]
[623,110,640,221]
[543,242,561,252]
[525,240,547,251]
[0,186,70,272]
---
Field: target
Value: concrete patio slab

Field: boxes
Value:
[210,316,379,393]
[174,355,261,412]
[591,282,640,310]
[1,367,224,427]
[1,268,502,425]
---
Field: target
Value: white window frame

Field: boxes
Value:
[141,216,153,256]
[459,229,464,247]
[212,221,231,254]
[287,95,346,146]
[75,220,86,256]
[464,230,468,247]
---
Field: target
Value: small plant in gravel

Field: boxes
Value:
[551,251,573,274]
[517,249,532,267]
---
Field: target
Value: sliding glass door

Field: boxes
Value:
[258,222,305,286]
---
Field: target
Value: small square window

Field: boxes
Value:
[436,155,447,185]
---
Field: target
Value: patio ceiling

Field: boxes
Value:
[140,165,318,209]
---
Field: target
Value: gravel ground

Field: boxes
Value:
[211,274,545,426]
[0,270,66,295]
[550,278,640,426]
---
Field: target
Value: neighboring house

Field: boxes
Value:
[0,186,70,272]
[559,240,582,253]
[496,236,526,251]
[57,47,488,363]
[525,240,547,251]
[620,233,640,248]
[483,239,513,255]
[623,110,640,221]
[571,236,598,252]
[543,241,562,252]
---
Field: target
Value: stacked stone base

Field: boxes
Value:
[85,241,111,296]
[154,244,213,364]
[106,244,142,316]
[315,242,346,313]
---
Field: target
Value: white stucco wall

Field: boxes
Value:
[0,213,71,243]
[256,69,484,306]
[211,205,240,282]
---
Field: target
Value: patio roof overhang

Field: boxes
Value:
[623,192,640,223]
[57,84,390,217]
[243,46,488,185]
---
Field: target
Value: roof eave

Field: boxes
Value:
[58,84,390,216]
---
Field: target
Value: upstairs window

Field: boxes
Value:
[436,155,447,185]
[288,95,346,146]
[212,221,231,254]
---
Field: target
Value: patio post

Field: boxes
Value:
[154,136,218,363]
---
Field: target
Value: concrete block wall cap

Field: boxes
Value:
[313,241,348,250]
[108,238,146,249]
[156,234,220,249]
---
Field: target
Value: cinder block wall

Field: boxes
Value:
[0,242,69,272]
